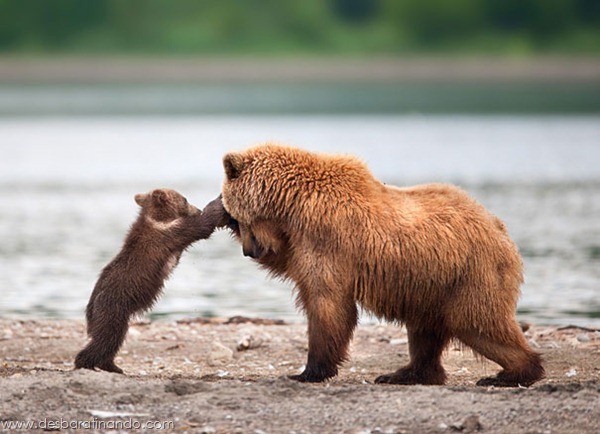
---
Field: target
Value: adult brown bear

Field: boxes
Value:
[221,144,544,387]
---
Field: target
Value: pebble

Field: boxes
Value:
[2,328,13,339]
[207,341,234,366]
[461,415,483,432]
[448,415,482,432]
[576,334,590,343]
[236,335,263,351]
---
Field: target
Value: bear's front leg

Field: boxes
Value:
[289,291,358,383]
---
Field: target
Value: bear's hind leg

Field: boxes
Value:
[375,327,448,385]
[458,322,544,387]
[75,303,130,374]
[75,346,124,374]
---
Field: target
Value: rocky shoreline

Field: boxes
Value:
[1,318,599,433]
[1,57,599,84]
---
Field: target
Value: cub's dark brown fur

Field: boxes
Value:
[74,189,228,373]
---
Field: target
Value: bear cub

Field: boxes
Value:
[75,188,229,373]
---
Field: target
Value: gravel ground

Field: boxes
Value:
[1,318,599,433]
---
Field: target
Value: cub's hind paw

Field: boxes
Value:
[97,361,124,374]
[74,353,123,374]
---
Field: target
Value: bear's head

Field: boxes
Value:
[222,145,280,225]
[221,143,375,261]
[134,188,199,223]
[221,144,301,260]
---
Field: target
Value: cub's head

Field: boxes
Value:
[134,188,199,222]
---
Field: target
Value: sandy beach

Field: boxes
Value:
[1,318,598,433]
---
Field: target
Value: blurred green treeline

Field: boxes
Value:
[0,0,598,55]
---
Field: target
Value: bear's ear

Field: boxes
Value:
[134,193,146,207]
[151,189,168,206]
[223,152,244,180]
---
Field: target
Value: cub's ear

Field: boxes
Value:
[151,189,168,205]
[134,193,146,206]
[223,152,244,180]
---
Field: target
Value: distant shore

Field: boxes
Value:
[1,56,599,84]
[1,318,599,433]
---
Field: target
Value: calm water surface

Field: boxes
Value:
[1,115,598,326]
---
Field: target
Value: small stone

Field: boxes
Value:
[576,334,590,343]
[2,328,13,338]
[207,341,234,366]
[389,338,408,346]
[236,335,263,351]
[565,368,577,377]
[462,415,483,432]
[449,415,483,432]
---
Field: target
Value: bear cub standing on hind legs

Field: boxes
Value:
[75,188,229,373]
[221,144,545,387]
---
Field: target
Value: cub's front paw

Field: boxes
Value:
[202,195,231,228]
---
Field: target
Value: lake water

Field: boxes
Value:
[1,115,599,326]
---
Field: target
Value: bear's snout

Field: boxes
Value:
[243,245,256,258]
[243,235,267,259]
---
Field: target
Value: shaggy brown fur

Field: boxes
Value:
[75,189,229,373]
[221,144,544,387]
